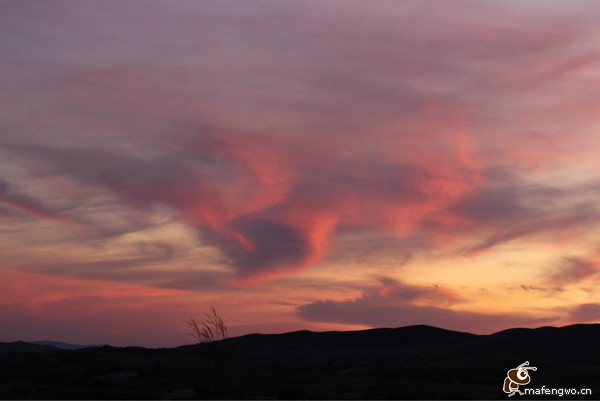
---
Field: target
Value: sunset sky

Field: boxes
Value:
[2,1,600,347]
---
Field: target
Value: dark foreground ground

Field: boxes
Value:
[2,324,600,399]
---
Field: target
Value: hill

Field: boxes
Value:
[30,340,104,350]
[1,324,599,399]
[0,341,59,353]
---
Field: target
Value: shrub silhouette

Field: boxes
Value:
[187,305,229,343]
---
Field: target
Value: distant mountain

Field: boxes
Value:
[0,341,104,352]
[30,340,104,350]
[0,341,59,353]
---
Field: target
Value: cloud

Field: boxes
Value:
[0,179,69,224]
[548,256,599,285]
[1,0,600,290]
[298,278,553,333]
[570,303,600,323]
[508,284,563,293]
[1,112,480,284]
[449,170,560,225]
[443,168,600,255]
[461,205,600,255]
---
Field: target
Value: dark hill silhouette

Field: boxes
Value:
[465,324,600,358]
[228,325,477,354]
[2,324,599,399]
[30,340,104,350]
[0,341,59,353]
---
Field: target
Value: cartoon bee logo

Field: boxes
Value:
[503,361,537,397]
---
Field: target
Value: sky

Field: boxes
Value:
[1,0,600,347]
